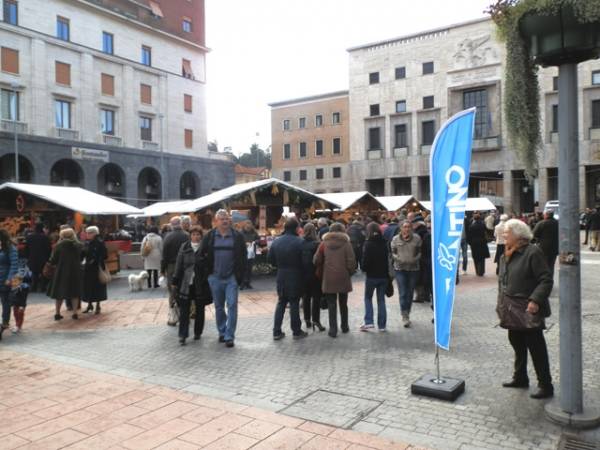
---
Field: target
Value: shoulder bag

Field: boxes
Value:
[496,294,545,330]
[98,266,112,284]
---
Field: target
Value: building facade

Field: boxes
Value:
[347,18,600,213]
[270,91,350,193]
[234,164,270,184]
[0,0,233,205]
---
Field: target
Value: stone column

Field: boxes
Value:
[384,177,392,196]
[538,169,548,212]
[502,171,513,214]
[411,176,419,198]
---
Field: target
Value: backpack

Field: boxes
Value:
[142,239,153,257]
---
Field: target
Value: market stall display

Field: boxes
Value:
[376,195,427,213]
[319,191,387,221]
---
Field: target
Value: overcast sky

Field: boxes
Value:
[205,0,493,156]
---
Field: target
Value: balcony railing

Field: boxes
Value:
[0,120,28,133]
[102,134,122,146]
[420,145,431,155]
[142,140,159,151]
[207,151,232,161]
[550,132,559,144]
[472,136,501,151]
[55,128,79,140]
[590,128,600,141]
[393,147,408,158]
[367,149,382,159]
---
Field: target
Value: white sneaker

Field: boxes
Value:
[11,326,20,334]
[359,324,374,332]
[378,328,387,332]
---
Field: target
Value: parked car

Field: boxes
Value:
[544,200,559,220]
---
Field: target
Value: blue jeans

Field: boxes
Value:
[208,274,238,341]
[363,277,387,329]
[395,270,418,315]
[1,287,10,325]
[273,296,301,336]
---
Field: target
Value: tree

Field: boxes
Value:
[238,143,271,169]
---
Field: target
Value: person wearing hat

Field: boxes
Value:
[82,226,108,314]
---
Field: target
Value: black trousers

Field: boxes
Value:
[473,257,486,276]
[302,279,321,325]
[243,258,254,287]
[508,329,553,388]
[31,271,48,293]
[546,255,557,277]
[146,269,159,288]
[178,286,205,339]
[325,292,348,336]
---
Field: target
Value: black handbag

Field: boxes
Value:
[496,294,545,330]
[385,278,394,298]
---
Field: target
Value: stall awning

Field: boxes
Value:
[180,178,339,213]
[376,195,424,212]
[128,200,193,218]
[319,191,386,211]
[0,183,142,215]
[419,197,497,212]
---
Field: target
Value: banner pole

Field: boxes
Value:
[434,346,441,383]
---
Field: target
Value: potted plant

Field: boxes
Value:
[487,0,600,178]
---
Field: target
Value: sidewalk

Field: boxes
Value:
[0,350,425,450]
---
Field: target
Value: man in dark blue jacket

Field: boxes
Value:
[268,218,308,340]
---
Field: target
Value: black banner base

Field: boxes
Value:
[411,374,465,401]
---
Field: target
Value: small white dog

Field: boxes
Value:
[128,271,149,291]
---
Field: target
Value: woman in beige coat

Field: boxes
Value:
[314,222,356,338]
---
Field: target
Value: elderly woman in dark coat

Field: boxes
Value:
[47,228,83,320]
[497,219,554,399]
[82,226,108,314]
[171,225,212,346]
[467,213,490,276]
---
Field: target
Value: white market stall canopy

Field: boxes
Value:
[376,195,425,212]
[0,182,142,215]
[129,200,193,218]
[179,178,339,213]
[419,197,497,212]
[319,191,387,211]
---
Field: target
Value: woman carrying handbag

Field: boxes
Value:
[82,226,108,314]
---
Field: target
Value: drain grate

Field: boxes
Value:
[558,434,598,450]
[279,389,381,429]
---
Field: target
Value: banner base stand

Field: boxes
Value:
[411,374,465,401]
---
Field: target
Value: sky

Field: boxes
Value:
[205,0,494,156]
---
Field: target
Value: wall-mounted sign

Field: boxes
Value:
[72,147,109,163]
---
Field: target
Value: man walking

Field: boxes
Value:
[533,211,559,274]
[201,209,246,347]
[161,216,190,326]
[269,218,308,340]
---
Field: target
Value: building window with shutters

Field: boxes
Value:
[299,142,307,158]
[422,61,434,75]
[283,171,291,182]
[369,72,379,84]
[423,95,434,109]
[185,129,193,148]
[184,94,192,112]
[316,168,324,180]
[333,167,341,178]
[394,124,407,148]
[140,116,152,141]
[368,127,380,150]
[55,100,71,129]
[299,170,307,181]
[0,89,19,121]
[141,45,152,66]
[182,59,194,78]
[298,117,306,129]
[102,32,114,54]
[593,71,600,86]
[395,100,406,113]
[3,0,18,25]
[1,47,19,74]
[101,73,114,96]
[140,84,152,105]
[283,119,290,131]
[463,89,490,139]
[592,100,600,129]
[551,105,558,133]
[283,143,291,160]
[422,120,435,145]
[182,17,192,32]
[370,104,380,116]
[56,16,70,41]
[332,112,340,124]
[315,140,323,156]
[395,66,406,79]
[101,109,115,135]
[315,114,323,127]
[55,62,71,86]
[333,137,341,155]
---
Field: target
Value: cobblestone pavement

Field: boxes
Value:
[2,251,600,450]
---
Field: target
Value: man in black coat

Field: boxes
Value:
[161,216,190,326]
[346,220,366,270]
[533,211,559,275]
[269,218,307,340]
[587,207,600,251]
[467,213,490,276]
[25,223,52,292]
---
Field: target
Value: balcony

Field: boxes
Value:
[472,136,501,151]
[0,120,28,133]
[550,132,559,144]
[142,140,159,151]
[367,149,382,159]
[393,147,408,158]
[590,128,600,141]
[420,145,431,155]
[102,134,122,146]
[55,128,79,140]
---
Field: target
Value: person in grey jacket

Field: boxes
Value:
[498,219,553,399]
[391,221,421,328]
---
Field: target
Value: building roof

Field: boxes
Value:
[319,191,386,211]
[0,183,142,215]
[234,165,268,176]
[419,197,497,212]
[268,90,349,108]
[376,196,423,212]
[129,200,194,217]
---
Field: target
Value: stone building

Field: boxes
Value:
[269,91,349,193]
[0,0,233,205]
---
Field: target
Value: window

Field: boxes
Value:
[299,117,306,129]
[422,120,435,145]
[1,47,19,74]
[283,171,291,182]
[101,109,115,135]
[0,89,19,121]
[333,167,341,178]
[552,76,559,91]
[370,104,380,116]
[315,114,323,127]
[593,71,600,86]
[423,95,434,109]
[56,16,70,41]
[315,140,323,156]
[299,170,307,181]
[552,104,558,133]
[141,46,152,66]
[102,32,114,54]
[140,116,152,141]
[395,66,406,79]
[369,72,379,84]
[182,17,192,32]
[55,62,71,86]
[101,73,114,96]
[182,59,194,78]
[463,89,490,138]
[394,124,407,148]
[54,100,71,129]
[593,100,600,129]
[333,138,341,155]
[140,84,152,105]
[395,100,406,113]
[3,0,17,25]
[422,61,434,75]
[184,94,192,112]
[299,142,307,158]
[368,127,381,150]
[283,119,290,131]
[315,168,324,180]
[185,129,193,148]
[283,143,291,159]
[332,112,340,124]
